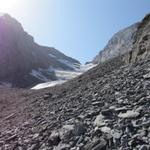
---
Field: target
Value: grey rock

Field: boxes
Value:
[59,125,74,142]
[92,23,139,64]
[94,114,105,127]
[128,13,150,63]
[139,145,149,150]
[53,143,70,150]
[120,134,128,148]
[101,109,114,117]
[48,131,60,146]
[59,121,85,143]
[118,110,140,119]
[27,143,40,150]
[83,138,107,150]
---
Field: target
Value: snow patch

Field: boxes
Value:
[31,63,97,90]
[58,59,79,70]
[31,80,65,90]
[55,70,82,80]
[79,63,97,72]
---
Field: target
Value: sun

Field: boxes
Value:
[0,0,19,13]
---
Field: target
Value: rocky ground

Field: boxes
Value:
[0,55,150,150]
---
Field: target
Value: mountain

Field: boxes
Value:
[0,14,80,88]
[1,13,150,149]
[92,23,139,64]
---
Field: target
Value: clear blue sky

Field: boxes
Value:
[1,0,150,63]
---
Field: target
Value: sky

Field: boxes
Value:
[0,0,150,64]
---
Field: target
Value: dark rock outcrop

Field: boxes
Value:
[0,14,80,87]
[125,13,150,63]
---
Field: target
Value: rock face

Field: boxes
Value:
[93,13,150,65]
[125,13,150,63]
[92,23,139,64]
[0,14,80,87]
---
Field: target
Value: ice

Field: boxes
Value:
[55,70,82,80]
[79,63,97,72]
[31,80,65,90]
[58,59,78,70]
[31,63,97,90]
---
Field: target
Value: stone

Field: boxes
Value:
[100,127,111,134]
[76,136,83,145]
[101,109,113,117]
[118,110,140,119]
[59,125,74,142]
[92,140,107,150]
[48,131,60,146]
[115,107,128,113]
[94,114,105,127]
[59,121,85,143]
[27,143,40,150]
[53,143,70,150]
[33,133,39,139]
[43,94,50,100]
[85,110,100,118]
[92,101,104,107]
[111,129,122,139]
[143,73,150,79]
[139,145,149,150]
[6,134,17,142]
[120,134,128,148]
[83,138,107,150]
[74,121,86,136]
[142,120,150,128]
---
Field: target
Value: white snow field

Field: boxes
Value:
[31,63,97,90]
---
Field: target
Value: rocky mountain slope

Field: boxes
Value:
[92,23,139,64]
[0,14,80,88]
[1,55,150,150]
[1,13,150,150]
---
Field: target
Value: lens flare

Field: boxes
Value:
[0,0,19,13]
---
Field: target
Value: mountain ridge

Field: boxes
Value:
[0,14,80,88]
[92,23,139,64]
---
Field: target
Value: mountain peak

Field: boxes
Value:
[0,14,80,87]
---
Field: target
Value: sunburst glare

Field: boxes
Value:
[0,0,20,13]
